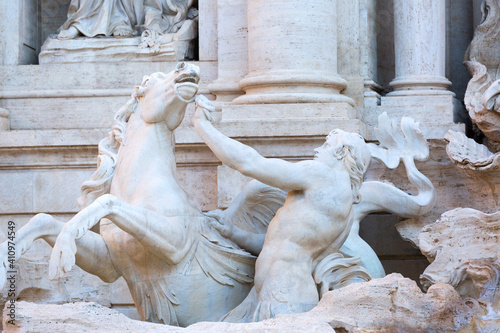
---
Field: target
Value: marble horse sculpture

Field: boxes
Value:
[0,63,287,326]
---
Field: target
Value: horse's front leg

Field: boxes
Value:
[0,213,120,288]
[49,194,195,280]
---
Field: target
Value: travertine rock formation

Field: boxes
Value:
[3,274,474,333]
[419,208,500,298]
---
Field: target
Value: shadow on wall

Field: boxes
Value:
[359,214,429,290]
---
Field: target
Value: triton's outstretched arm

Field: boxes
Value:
[356,158,435,218]
[193,95,312,191]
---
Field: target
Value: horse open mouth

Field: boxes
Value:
[174,74,199,103]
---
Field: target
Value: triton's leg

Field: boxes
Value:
[0,213,120,288]
[49,194,195,280]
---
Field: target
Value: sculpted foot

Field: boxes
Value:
[113,25,133,38]
[57,26,79,40]
[48,230,77,280]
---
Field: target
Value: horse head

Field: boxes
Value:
[135,62,200,130]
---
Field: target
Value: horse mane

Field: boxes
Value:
[77,91,140,210]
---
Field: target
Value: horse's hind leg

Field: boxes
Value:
[0,213,120,288]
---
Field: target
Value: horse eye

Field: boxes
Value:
[176,62,186,71]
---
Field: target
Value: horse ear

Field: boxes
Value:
[134,85,145,98]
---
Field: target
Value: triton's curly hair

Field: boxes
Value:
[327,129,371,204]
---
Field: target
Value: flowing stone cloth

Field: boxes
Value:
[61,0,145,37]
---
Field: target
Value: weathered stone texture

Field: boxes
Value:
[2,274,474,333]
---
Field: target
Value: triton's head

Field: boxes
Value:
[314,129,371,203]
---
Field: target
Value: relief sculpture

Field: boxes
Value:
[39,0,198,63]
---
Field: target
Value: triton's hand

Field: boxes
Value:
[194,95,215,123]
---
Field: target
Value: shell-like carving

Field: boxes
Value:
[445,130,500,171]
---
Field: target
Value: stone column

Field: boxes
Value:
[233,0,353,105]
[207,0,248,108]
[389,0,452,96]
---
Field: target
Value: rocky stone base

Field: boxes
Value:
[2,274,474,333]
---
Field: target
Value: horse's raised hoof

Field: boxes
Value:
[48,233,77,280]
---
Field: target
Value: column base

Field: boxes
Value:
[207,79,245,110]
[388,75,453,97]
[233,70,354,105]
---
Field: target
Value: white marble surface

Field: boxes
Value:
[0,0,496,329]
[57,0,195,39]
[207,0,248,107]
